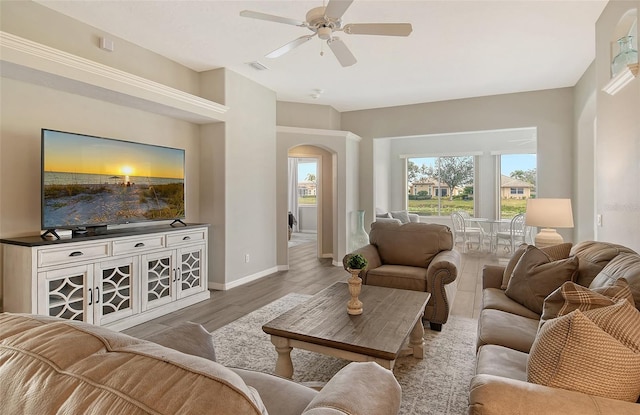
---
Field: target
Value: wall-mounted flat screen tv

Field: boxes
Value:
[41,129,185,232]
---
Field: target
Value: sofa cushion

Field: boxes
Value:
[477,309,539,353]
[482,288,541,320]
[368,221,453,268]
[145,321,217,362]
[527,302,640,402]
[366,264,427,291]
[570,240,638,287]
[501,243,573,289]
[475,344,528,382]
[505,245,578,314]
[0,313,266,415]
[589,253,640,311]
[541,279,635,324]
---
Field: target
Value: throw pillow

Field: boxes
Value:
[505,245,578,314]
[376,212,392,219]
[501,243,528,289]
[145,321,217,362]
[390,210,410,224]
[582,299,640,353]
[527,302,640,402]
[501,242,573,290]
[541,278,635,323]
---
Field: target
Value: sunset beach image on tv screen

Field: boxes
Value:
[42,130,185,229]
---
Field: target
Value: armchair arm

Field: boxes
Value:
[343,244,382,283]
[302,362,401,415]
[424,249,461,325]
[482,265,505,290]
[468,374,640,415]
[408,213,420,223]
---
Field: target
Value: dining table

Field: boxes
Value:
[465,217,510,253]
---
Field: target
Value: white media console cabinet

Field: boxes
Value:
[1,223,210,331]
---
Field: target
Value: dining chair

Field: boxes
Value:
[495,213,526,253]
[451,211,484,253]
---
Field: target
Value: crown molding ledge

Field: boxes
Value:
[602,63,639,95]
[0,31,228,124]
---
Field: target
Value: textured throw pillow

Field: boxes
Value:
[376,212,392,219]
[528,302,640,402]
[505,245,578,314]
[501,243,573,290]
[390,210,411,224]
[145,321,217,362]
[541,278,635,323]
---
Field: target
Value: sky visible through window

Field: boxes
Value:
[298,161,316,182]
[410,154,536,177]
[298,154,537,183]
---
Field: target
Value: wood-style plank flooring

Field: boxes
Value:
[123,237,506,339]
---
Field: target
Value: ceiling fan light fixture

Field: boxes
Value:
[318,26,332,40]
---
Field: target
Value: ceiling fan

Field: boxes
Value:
[240,0,413,67]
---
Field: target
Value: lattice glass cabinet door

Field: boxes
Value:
[141,250,177,311]
[177,244,207,299]
[38,264,93,323]
[94,256,139,325]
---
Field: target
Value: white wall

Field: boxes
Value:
[342,88,576,242]
[595,2,640,251]
[573,61,597,243]
[200,69,278,289]
[277,101,341,130]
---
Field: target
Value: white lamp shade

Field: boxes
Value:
[525,198,574,228]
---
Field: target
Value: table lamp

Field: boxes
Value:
[525,198,574,248]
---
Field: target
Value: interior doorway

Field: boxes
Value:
[286,144,334,261]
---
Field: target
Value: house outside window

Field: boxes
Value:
[407,156,474,216]
[499,154,536,218]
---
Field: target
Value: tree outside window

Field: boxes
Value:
[407,156,475,216]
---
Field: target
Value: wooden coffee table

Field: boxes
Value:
[262,282,430,378]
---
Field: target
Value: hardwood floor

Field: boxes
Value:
[123,240,507,339]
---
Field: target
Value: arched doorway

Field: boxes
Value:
[287,145,334,261]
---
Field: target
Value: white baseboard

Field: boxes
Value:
[209,266,279,291]
[332,260,343,267]
[321,253,333,259]
[277,265,289,271]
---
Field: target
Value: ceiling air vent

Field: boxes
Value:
[246,61,269,71]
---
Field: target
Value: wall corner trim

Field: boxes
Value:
[277,125,362,142]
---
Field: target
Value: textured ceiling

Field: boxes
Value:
[36,0,608,112]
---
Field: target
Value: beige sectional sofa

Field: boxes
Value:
[344,221,460,331]
[0,313,401,415]
[469,241,640,415]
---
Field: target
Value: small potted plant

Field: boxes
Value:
[345,254,368,315]
[346,253,368,271]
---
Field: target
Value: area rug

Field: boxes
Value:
[211,293,477,415]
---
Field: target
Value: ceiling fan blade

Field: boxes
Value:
[327,37,357,67]
[266,34,316,58]
[240,10,305,27]
[343,23,413,36]
[324,0,354,20]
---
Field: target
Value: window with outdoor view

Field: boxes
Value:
[407,156,475,217]
[499,153,536,219]
[297,159,317,206]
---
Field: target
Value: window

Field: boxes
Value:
[499,154,536,219]
[297,159,317,205]
[407,156,475,217]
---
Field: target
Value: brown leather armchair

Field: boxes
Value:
[343,221,461,331]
